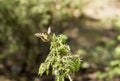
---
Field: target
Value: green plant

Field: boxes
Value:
[97,35,120,81]
[105,46,120,80]
[36,32,81,81]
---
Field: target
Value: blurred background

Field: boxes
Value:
[0,0,120,81]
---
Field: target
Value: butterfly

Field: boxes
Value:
[35,27,51,42]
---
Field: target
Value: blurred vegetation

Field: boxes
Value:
[0,0,120,81]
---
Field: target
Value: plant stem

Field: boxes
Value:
[67,74,72,81]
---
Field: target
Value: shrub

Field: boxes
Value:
[35,29,81,81]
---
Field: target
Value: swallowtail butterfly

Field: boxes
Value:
[35,27,51,42]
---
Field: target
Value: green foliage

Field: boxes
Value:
[0,0,55,73]
[1,0,120,80]
[106,46,120,80]
[97,35,120,80]
[0,0,83,59]
[0,0,86,76]
[38,34,81,81]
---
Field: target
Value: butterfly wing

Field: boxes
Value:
[47,27,51,34]
[35,33,50,42]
